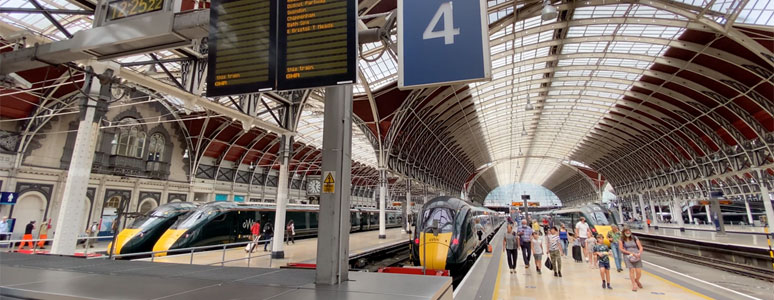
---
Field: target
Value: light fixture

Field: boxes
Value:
[541,0,558,21]
[521,122,528,136]
[525,99,534,111]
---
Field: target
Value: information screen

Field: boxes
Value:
[206,0,276,97]
[106,0,164,21]
[277,0,356,90]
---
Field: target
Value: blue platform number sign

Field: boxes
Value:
[215,194,228,202]
[398,0,491,88]
[0,192,18,205]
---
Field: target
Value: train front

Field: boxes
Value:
[152,204,223,256]
[107,203,196,256]
[415,198,460,271]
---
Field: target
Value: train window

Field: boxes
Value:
[422,208,454,233]
[588,212,610,225]
[213,213,227,223]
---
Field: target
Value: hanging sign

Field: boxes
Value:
[322,171,335,193]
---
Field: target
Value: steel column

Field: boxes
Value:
[744,197,753,225]
[315,86,353,285]
[271,134,291,259]
[51,68,110,255]
[673,196,685,232]
[648,195,659,229]
[378,169,386,239]
[760,183,774,235]
[637,194,647,225]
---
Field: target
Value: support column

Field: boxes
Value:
[315,86,353,285]
[617,197,624,224]
[656,201,664,222]
[705,204,712,223]
[648,195,659,229]
[638,194,647,226]
[378,169,386,239]
[405,180,411,233]
[673,196,685,232]
[744,197,753,226]
[51,68,111,255]
[760,182,774,234]
[687,200,694,224]
[271,134,291,259]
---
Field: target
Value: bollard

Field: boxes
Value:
[222,244,227,267]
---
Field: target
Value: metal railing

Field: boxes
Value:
[1,235,112,257]
[99,237,276,268]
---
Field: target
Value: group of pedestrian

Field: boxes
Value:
[503,215,645,292]
[246,219,296,253]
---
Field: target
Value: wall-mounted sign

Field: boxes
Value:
[322,171,335,194]
[511,202,523,207]
[207,0,276,96]
[0,192,18,205]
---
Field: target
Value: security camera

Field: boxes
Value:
[0,73,33,89]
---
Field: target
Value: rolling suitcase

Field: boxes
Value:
[245,236,259,253]
[572,245,582,262]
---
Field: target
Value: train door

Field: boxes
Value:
[201,211,233,244]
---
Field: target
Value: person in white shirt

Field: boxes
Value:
[0,216,9,241]
[575,217,591,262]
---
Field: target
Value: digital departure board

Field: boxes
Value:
[206,0,276,97]
[106,0,164,21]
[277,0,356,90]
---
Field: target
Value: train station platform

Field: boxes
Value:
[0,252,452,300]
[631,227,771,249]
[138,227,410,268]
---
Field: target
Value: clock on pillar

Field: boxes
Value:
[306,175,321,203]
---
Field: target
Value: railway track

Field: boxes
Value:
[644,245,774,282]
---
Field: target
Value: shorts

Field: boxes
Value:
[578,238,587,247]
[598,261,610,269]
[533,253,543,261]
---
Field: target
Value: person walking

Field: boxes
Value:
[0,216,10,243]
[531,232,543,274]
[37,219,51,249]
[84,222,98,249]
[285,220,295,245]
[574,217,590,262]
[18,220,35,250]
[531,220,540,234]
[620,227,644,292]
[593,234,613,289]
[587,232,598,268]
[474,218,484,241]
[559,224,569,256]
[517,219,533,269]
[546,226,563,277]
[607,225,623,272]
[263,222,274,251]
[503,225,519,273]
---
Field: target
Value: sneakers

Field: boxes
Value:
[553,272,558,277]
[525,264,529,269]
[558,272,562,277]
[537,269,541,274]
[602,281,606,289]
[607,284,613,290]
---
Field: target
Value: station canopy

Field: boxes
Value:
[1,0,773,204]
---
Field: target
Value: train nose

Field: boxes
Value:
[107,228,140,255]
[152,229,186,257]
[418,232,453,270]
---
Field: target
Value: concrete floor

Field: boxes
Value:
[632,227,770,248]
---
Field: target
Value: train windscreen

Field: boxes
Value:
[422,208,455,233]
[171,206,221,230]
[129,205,185,230]
[588,211,611,225]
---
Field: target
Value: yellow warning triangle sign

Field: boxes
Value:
[324,173,335,183]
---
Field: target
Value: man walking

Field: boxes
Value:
[517,219,533,269]
[18,220,35,250]
[575,217,590,262]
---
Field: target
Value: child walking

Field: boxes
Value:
[593,234,612,289]
[531,232,543,274]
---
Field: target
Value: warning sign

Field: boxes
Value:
[322,171,335,194]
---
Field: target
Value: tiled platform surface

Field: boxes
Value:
[0,252,452,300]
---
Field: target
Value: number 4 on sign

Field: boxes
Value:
[423,1,460,45]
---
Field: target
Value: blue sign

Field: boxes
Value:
[0,192,18,205]
[234,195,245,202]
[215,194,228,202]
[398,0,490,88]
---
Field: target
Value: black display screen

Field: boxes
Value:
[206,0,276,97]
[277,0,356,90]
[106,0,164,21]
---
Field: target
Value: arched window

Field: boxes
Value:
[147,133,165,161]
[111,118,146,158]
[138,199,157,214]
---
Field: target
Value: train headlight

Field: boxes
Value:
[414,238,419,244]
[452,238,459,246]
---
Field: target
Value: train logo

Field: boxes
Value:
[242,219,257,229]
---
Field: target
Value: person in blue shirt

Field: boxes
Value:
[516,219,533,268]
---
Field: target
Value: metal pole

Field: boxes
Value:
[190,249,194,264]
[272,133,291,259]
[638,194,647,228]
[221,244,226,266]
[315,85,353,285]
[760,180,774,234]
[378,169,387,239]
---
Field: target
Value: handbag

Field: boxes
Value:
[544,258,553,270]
[628,254,640,263]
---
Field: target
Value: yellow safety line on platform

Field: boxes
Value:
[491,251,504,300]
[643,270,712,300]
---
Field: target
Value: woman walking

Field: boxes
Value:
[606,225,623,272]
[559,224,569,256]
[502,225,519,273]
[619,227,644,291]
[531,232,543,274]
[546,226,563,277]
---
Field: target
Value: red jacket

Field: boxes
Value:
[251,223,261,235]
